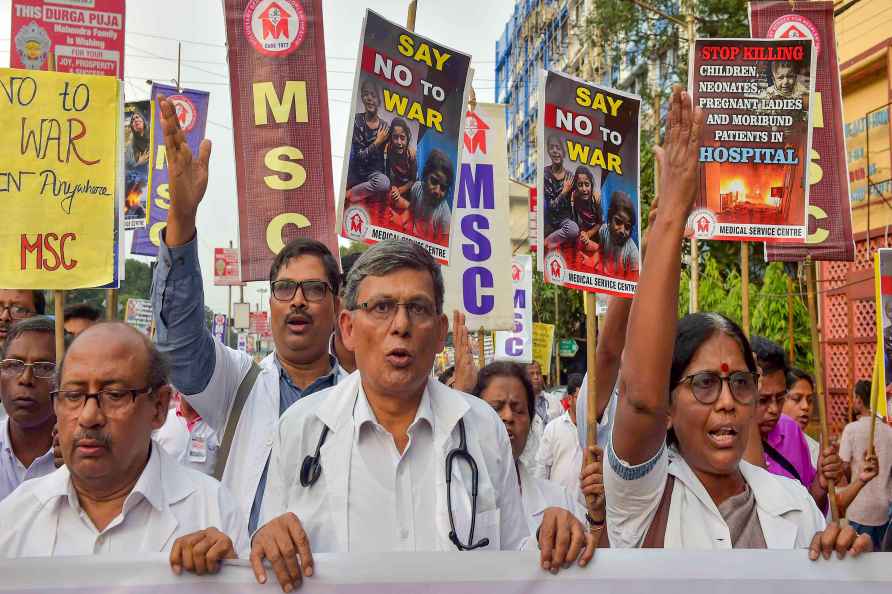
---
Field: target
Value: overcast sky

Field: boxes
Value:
[1,0,515,314]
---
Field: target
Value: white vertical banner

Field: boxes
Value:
[495,255,533,363]
[444,103,514,331]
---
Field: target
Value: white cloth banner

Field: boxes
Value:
[495,255,533,363]
[3,551,891,593]
[444,103,513,331]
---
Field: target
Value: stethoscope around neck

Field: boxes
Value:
[299,417,489,551]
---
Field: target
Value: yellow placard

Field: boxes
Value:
[532,322,555,378]
[0,69,120,289]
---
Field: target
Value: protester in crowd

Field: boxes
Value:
[853,380,871,420]
[383,117,418,231]
[839,383,892,550]
[346,79,390,206]
[331,252,361,375]
[154,392,219,476]
[752,336,841,510]
[594,191,639,280]
[527,360,561,425]
[252,240,593,592]
[542,135,573,243]
[784,367,819,466]
[438,365,456,388]
[472,361,587,538]
[562,373,583,412]
[151,95,344,534]
[0,322,248,569]
[605,86,869,557]
[0,317,59,502]
[63,303,103,338]
[409,149,454,244]
[450,310,481,394]
[537,372,584,499]
[0,290,45,345]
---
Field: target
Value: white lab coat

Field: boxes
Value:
[518,460,585,538]
[605,445,826,549]
[260,371,530,552]
[182,340,344,529]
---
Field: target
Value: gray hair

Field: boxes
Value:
[56,322,170,389]
[4,316,63,356]
[343,240,444,313]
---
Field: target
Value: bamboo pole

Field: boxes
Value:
[787,276,795,363]
[54,291,65,363]
[407,0,417,31]
[741,243,750,335]
[553,289,560,386]
[477,328,485,369]
[583,292,603,538]
[686,12,700,314]
[806,257,840,521]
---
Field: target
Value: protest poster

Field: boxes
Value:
[10,0,125,79]
[5,551,892,594]
[223,0,339,282]
[124,298,152,336]
[876,249,892,390]
[750,1,856,262]
[495,255,533,363]
[249,311,271,337]
[687,38,816,244]
[443,103,513,330]
[132,84,210,258]
[212,313,227,344]
[339,10,473,264]
[123,101,152,230]
[237,333,247,352]
[532,322,555,378]
[213,247,241,286]
[537,70,641,298]
[0,68,122,289]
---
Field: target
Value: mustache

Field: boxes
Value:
[72,430,111,449]
[286,310,313,324]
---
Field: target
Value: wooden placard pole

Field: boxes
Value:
[787,275,795,363]
[741,242,750,336]
[477,328,485,369]
[407,0,417,31]
[805,257,840,521]
[54,291,65,363]
[106,288,118,321]
[583,292,603,538]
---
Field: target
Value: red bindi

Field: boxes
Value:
[720,362,730,373]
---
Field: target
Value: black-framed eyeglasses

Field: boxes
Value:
[50,386,157,415]
[676,371,760,405]
[0,304,35,320]
[271,279,332,303]
[0,359,56,379]
[353,298,437,324]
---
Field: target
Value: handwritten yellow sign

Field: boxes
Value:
[532,322,555,378]
[0,69,120,289]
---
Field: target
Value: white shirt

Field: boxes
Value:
[0,418,55,502]
[260,371,529,552]
[576,378,618,451]
[605,443,825,549]
[518,460,585,538]
[0,444,249,558]
[537,412,584,501]
[347,386,436,551]
[804,434,820,469]
[153,408,219,476]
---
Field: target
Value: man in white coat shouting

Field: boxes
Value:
[252,240,595,592]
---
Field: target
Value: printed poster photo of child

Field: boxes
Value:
[123,101,151,230]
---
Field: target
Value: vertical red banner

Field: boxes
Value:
[223,0,338,282]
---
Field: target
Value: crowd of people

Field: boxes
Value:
[0,87,888,588]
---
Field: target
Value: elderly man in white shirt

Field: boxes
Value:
[252,241,594,592]
[0,322,248,575]
[0,317,59,501]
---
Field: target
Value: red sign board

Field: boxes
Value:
[214,247,242,286]
[223,0,339,282]
[249,311,271,337]
[10,0,126,79]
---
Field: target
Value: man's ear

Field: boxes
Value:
[435,313,448,353]
[339,309,356,351]
[152,385,172,429]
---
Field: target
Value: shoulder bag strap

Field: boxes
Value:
[642,475,675,548]
[212,361,262,481]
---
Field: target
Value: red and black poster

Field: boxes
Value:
[224,0,338,282]
[751,1,855,262]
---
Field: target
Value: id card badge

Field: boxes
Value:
[188,436,208,463]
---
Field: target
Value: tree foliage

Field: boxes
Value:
[51,258,155,320]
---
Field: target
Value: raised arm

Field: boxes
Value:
[612,87,704,465]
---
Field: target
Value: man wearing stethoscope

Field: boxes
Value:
[251,241,595,592]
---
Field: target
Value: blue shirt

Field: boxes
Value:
[152,233,340,532]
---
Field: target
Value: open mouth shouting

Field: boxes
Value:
[385,347,414,369]
[707,424,739,449]
[285,312,312,334]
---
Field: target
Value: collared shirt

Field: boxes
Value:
[0,418,55,502]
[347,385,436,551]
[576,378,619,451]
[0,444,249,557]
[840,416,892,526]
[764,415,816,490]
[517,459,585,538]
[536,411,583,500]
[153,407,219,476]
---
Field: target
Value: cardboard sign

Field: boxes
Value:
[495,255,534,363]
[10,0,126,79]
[125,298,152,336]
[212,313,227,344]
[338,10,473,264]
[751,1,856,262]
[131,84,209,258]
[537,70,641,298]
[213,247,241,286]
[0,68,121,289]
[532,322,555,378]
[123,101,152,230]
[443,103,513,330]
[223,0,340,282]
[688,38,816,243]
